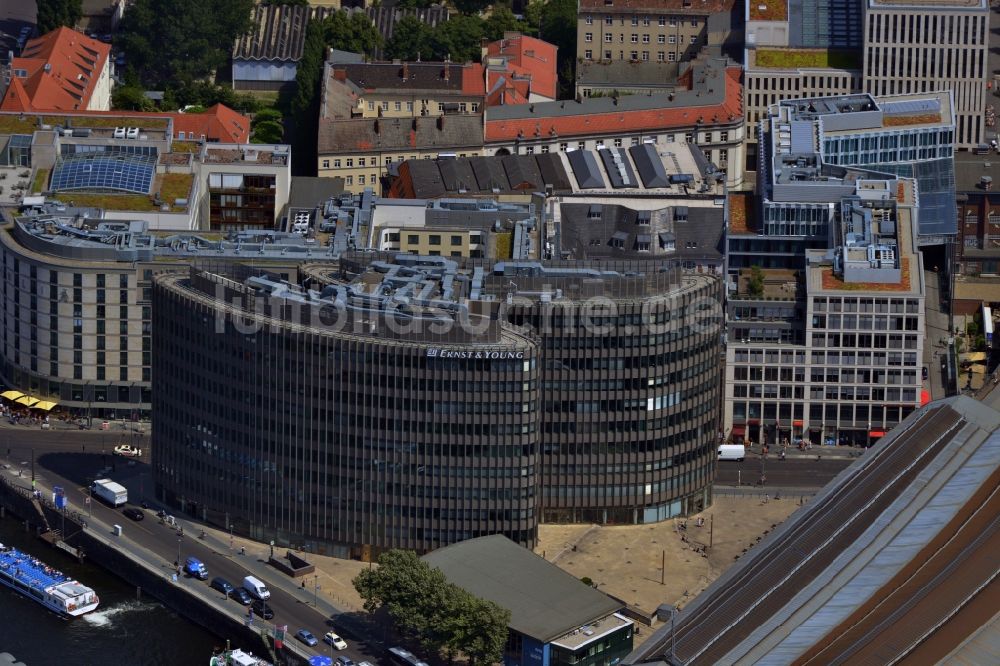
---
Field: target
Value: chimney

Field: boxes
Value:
[437,116,444,131]
[374,118,380,135]
[333,68,347,82]
[402,62,409,81]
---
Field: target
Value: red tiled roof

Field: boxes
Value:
[0,78,32,113]
[486,33,558,100]
[485,66,742,142]
[460,63,486,96]
[171,104,250,143]
[1,27,111,112]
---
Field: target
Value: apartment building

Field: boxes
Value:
[863,0,989,149]
[576,0,727,69]
[198,143,292,231]
[486,57,745,189]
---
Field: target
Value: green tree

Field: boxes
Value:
[251,120,285,144]
[483,7,529,41]
[430,14,485,63]
[534,0,576,97]
[288,17,327,175]
[748,265,765,299]
[384,15,434,62]
[452,0,491,14]
[112,84,154,111]
[354,549,510,664]
[323,11,383,57]
[37,0,83,34]
[262,0,308,5]
[118,0,254,89]
[253,108,283,126]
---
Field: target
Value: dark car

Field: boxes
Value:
[922,366,929,380]
[296,629,318,647]
[210,577,234,596]
[251,600,274,620]
[122,507,144,521]
[230,587,252,605]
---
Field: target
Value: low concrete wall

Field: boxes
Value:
[269,550,316,578]
[0,476,308,665]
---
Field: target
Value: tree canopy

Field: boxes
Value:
[117,0,254,89]
[384,15,434,62]
[323,10,383,57]
[483,7,530,42]
[530,0,577,97]
[354,550,510,664]
[36,0,82,35]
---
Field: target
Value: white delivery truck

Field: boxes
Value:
[243,575,270,600]
[92,478,128,506]
[718,444,746,461]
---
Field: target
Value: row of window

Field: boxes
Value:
[585,32,698,44]
[584,15,701,28]
[366,100,479,114]
[732,401,917,425]
[583,49,688,62]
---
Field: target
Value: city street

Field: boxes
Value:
[0,442,386,665]
[714,455,855,489]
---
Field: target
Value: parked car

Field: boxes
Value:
[324,632,348,650]
[295,629,318,647]
[210,577,234,596]
[121,507,144,521]
[113,444,142,457]
[230,587,252,605]
[336,656,354,666]
[250,600,274,620]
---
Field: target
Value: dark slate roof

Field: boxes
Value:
[423,535,623,643]
[233,3,310,63]
[287,176,344,209]
[502,154,545,191]
[576,60,681,87]
[558,202,724,261]
[335,61,469,93]
[470,156,510,192]
[629,143,670,188]
[568,150,605,189]
[317,115,483,154]
[406,160,447,198]
[438,158,477,193]
[535,152,574,191]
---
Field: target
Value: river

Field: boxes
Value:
[0,513,222,665]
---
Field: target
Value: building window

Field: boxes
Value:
[429,235,441,245]
[642,34,650,43]
[585,32,593,42]
[368,101,375,111]
[690,35,697,44]
[541,145,550,153]
[604,50,612,59]
[359,157,367,167]
[345,176,353,185]
[605,33,612,42]
[451,235,462,246]
[394,101,401,111]
[359,175,366,185]
[631,33,638,42]
[642,51,649,60]
[691,19,698,27]
[322,159,329,168]
[630,50,638,60]
[720,131,729,142]
[381,101,389,111]
[657,51,665,61]
[668,35,676,44]
[659,16,666,26]
[578,141,586,150]
[643,16,651,26]
[346,159,354,167]
[658,34,665,44]
[669,17,677,26]
[605,16,613,25]
[614,138,623,147]
[406,101,413,111]
[525,146,534,154]
[631,16,638,25]
[585,49,593,59]
[333,159,341,168]
[407,234,418,244]
[559,142,568,151]
[586,15,593,24]
[668,52,676,61]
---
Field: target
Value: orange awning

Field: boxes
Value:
[920,390,930,406]
[869,430,886,438]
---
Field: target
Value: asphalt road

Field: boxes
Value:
[0,439,386,665]
[714,455,855,488]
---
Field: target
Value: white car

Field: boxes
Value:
[113,444,142,457]
[323,632,348,650]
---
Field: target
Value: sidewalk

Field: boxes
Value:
[740,442,863,460]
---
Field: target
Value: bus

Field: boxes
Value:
[984,306,993,346]
[387,647,429,666]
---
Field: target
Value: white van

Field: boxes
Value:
[718,444,745,461]
[242,575,270,600]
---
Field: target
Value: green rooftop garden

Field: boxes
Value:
[59,173,193,213]
[41,115,170,130]
[170,141,201,154]
[31,168,49,194]
[0,116,38,134]
[755,49,860,70]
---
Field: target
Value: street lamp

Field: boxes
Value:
[176,535,182,567]
[314,575,319,607]
[229,524,234,551]
[269,540,274,560]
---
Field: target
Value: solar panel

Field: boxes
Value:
[880,99,941,116]
[598,148,638,189]
[51,152,155,194]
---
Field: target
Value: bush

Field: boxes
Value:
[580,576,594,587]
